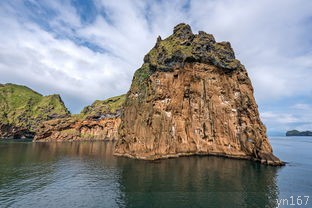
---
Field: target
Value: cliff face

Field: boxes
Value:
[34,95,125,142]
[114,23,283,165]
[0,83,69,139]
[33,117,121,142]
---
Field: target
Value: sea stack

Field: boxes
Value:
[114,23,283,166]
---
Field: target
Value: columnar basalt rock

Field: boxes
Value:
[114,23,284,166]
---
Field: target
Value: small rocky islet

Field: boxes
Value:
[0,23,284,166]
[286,130,312,136]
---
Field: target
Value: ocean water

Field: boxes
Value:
[0,137,311,208]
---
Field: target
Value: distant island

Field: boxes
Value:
[286,130,312,136]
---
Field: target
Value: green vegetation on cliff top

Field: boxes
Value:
[80,94,126,118]
[0,83,70,131]
[130,23,240,97]
[144,23,239,70]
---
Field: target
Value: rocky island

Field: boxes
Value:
[114,23,284,166]
[286,130,312,136]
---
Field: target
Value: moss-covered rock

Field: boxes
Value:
[80,94,126,119]
[143,23,240,71]
[131,23,241,100]
[0,83,70,138]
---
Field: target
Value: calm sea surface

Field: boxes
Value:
[0,137,311,208]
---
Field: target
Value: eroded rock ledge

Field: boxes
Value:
[34,94,125,142]
[114,23,284,166]
[34,116,121,142]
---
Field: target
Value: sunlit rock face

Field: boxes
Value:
[34,95,125,142]
[114,23,283,166]
[34,117,121,142]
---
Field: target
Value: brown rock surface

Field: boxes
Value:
[34,117,121,142]
[34,94,125,142]
[114,23,284,166]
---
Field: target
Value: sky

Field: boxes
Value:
[0,0,311,135]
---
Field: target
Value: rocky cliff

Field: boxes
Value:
[34,95,125,142]
[0,83,70,139]
[114,23,284,166]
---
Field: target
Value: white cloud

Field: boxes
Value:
[187,0,312,103]
[0,2,131,111]
[292,103,312,111]
[261,104,312,132]
[261,112,299,124]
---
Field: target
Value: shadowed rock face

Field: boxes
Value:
[114,23,284,166]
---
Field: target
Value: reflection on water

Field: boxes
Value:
[0,142,122,208]
[0,141,282,207]
[117,156,279,208]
